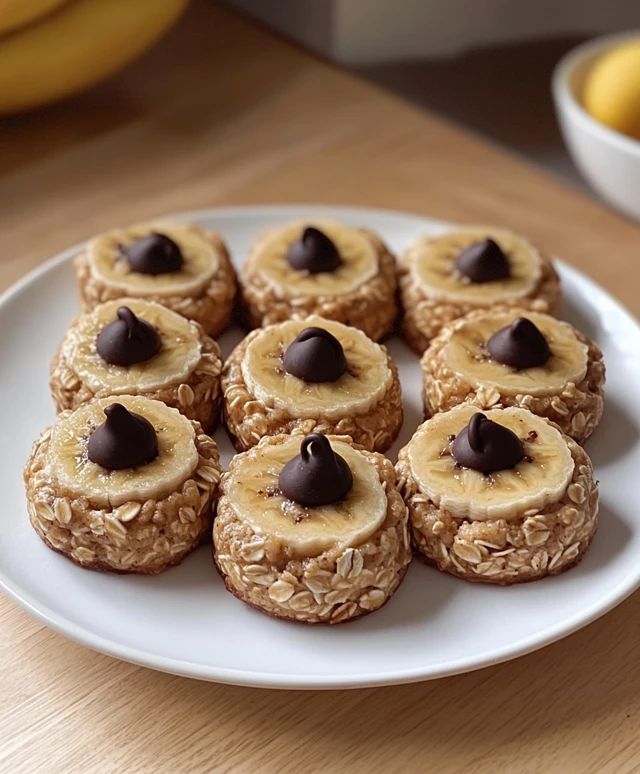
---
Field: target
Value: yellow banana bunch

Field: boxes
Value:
[0,0,190,115]
[0,0,69,35]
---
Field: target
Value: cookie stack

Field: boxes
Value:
[23,217,605,624]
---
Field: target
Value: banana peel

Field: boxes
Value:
[0,0,70,35]
[0,0,190,115]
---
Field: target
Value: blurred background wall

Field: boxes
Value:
[221,0,640,64]
[221,0,640,192]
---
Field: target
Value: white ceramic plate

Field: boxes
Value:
[1,205,639,690]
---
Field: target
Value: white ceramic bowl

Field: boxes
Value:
[552,31,640,220]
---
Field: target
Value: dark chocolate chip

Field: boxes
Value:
[486,317,551,369]
[286,227,341,274]
[454,238,510,283]
[96,306,161,366]
[279,433,353,507]
[87,403,158,471]
[123,232,183,275]
[452,413,524,474]
[282,327,347,383]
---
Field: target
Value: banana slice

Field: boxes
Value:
[241,316,393,420]
[62,298,202,393]
[88,221,219,296]
[445,310,588,396]
[410,227,542,304]
[47,396,198,507]
[407,405,574,521]
[227,436,387,557]
[253,220,378,298]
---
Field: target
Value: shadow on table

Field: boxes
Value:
[0,2,300,178]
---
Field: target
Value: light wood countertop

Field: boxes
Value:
[2,3,640,772]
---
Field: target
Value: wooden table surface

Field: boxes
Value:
[2,3,640,772]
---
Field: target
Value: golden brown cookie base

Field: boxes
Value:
[39,529,211,575]
[74,231,237,338]
[396,426,598,585]
[421,308,605,444]
[213,435,412,623]
[399,251,561,354]
[215,552,408,624]
[239,228,398,342]
[24,421,221,574]
[50,322,223,433]
[221,330,403,452]
[413,541,587,585]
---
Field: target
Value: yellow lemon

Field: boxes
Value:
[583,40,640,141]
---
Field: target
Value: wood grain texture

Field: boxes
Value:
[2,3,640,773]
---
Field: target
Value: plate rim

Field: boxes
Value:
[2,203,639,690]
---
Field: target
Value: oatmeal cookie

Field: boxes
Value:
[399,226,561,353]
[239,220,398,341]
[51,298,223,431]
[396,405,598,584]
[222,315,402,452]
[422,308,605,444]
[24,396,221,574]
[214,433,412,623]
[74,220,237,337]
